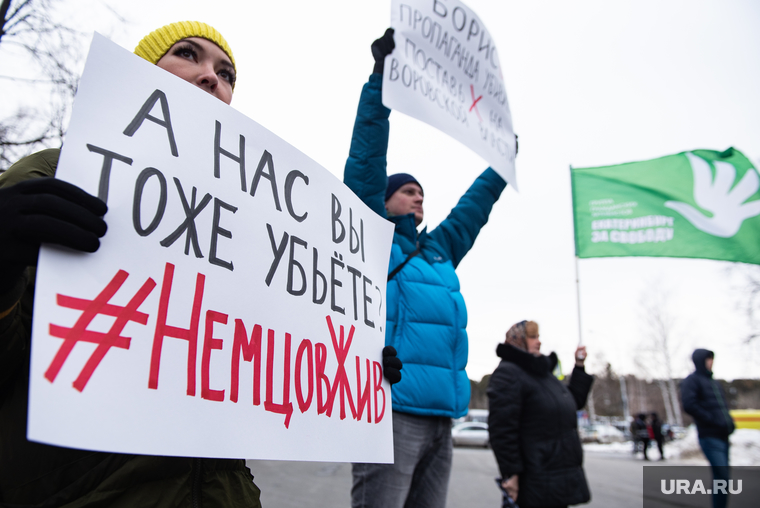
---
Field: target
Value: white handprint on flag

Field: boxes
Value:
[664,153,760,237]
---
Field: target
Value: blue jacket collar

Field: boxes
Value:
[390,213,427,253]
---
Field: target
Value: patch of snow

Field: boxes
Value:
[581,426,760,465]
[582,441,634,454]
[730,428,760,466]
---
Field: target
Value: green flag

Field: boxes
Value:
[571,148,760,265]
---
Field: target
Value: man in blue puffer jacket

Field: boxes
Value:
[344,29,510,508]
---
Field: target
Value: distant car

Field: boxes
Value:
[611,421,632,439]
[662,424,687,441]
[579,424,626,444]
[451,421,490,447]
[578,426,594,443]
[464,409,489,423]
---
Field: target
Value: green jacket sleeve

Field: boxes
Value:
[0,148,60,187]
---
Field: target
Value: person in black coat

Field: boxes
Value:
[680,349,735,443]
[680,348,735,508]
[630,413,651,460]
[487,320,594,508]
[649,412,665,460]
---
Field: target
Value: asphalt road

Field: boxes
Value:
[246,446,701,507]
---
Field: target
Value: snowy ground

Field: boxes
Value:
[582,426,760,466]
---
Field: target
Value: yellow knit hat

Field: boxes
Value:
[134,21,236,86]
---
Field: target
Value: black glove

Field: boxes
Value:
[382,345,402,384]
[372,28,395,75]
[0,177,108,293]
[515,134,519,156]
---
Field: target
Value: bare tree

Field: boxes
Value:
[0,0,88,169]
[588,363,624,417]
[634,288,684,426]
[619,374,629,421]
[734,264,760,343]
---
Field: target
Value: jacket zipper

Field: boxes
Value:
[192,457,202,508]
[711,381,732,429]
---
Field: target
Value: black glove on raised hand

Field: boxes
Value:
[372,28,396,75]
[0,177,108,294]
[382,345,402,384]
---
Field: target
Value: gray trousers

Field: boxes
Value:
[351,411,453,508]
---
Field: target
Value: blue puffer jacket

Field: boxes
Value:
[343,74,506,418]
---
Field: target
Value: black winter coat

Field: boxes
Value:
[651,416,664,442]
[680,349,735,440]
[487,344,594,508]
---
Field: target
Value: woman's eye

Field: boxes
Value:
[174,46,196,60]
[218,70,234,85]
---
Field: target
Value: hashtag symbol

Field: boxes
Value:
[45,269,156,392]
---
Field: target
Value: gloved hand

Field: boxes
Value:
[382,345,402,384]
[0,177,108,293]
[372,28,395,75]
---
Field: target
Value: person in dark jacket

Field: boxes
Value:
[650,412,665,460]
[680,349,735,508]
[487,320,594,508]
[344,28,510,508]
[0,21,263,508]
[630,413,651,460]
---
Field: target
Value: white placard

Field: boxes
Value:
[384,0,517,188]
[28,34,395,463]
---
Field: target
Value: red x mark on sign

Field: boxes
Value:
[46,269,156,392]
[325,315,358,421]
[469,84,483,122]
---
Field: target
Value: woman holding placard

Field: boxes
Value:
[0,21,263,508]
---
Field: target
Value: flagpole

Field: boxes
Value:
[570,164,583,347]
[575,255,583,346]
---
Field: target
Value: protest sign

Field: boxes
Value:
[571,148,760,265]
[383,0,517,188]
[28,34,395,463]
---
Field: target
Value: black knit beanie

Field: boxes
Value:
[385,173,422,201]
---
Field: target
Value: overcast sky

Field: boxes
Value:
[16,0,760,381]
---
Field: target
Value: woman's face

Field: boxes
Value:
[156,37,235,105]
[525,322,541,356]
